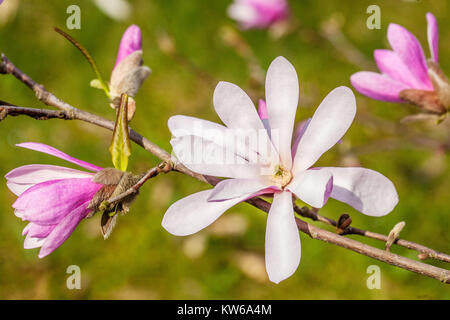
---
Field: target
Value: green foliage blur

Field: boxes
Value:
[0,0,449,299]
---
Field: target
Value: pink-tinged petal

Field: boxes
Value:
[426,13,439,64]
[38,201,90,258]
[322,167,398,216]
[13,178,102,225]
[374,49,432,90]
[228,0,289,29]
[170,135,263,179]
[387,23,432,89]
[208,178,273,201]
[350,72,409,102]
[22,223,32,236]
[27,223,56,239]
[5,164,94,196]
[265,190,301,284]
[162,189,248,236]
[265,57,299,169]
[291,118,311,158]
[24,235,45,249]
[257,99,269,120]
[293,87,356,173]
[114,24,142,67]
[287,169,333,208]
[16,143,103,172]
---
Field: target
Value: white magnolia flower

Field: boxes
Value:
[162,56,399,283]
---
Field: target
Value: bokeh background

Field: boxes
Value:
[0,0,449,299]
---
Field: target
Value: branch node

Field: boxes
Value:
[385,221,406,252]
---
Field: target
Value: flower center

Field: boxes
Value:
[270,164,292,188]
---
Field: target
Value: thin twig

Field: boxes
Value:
[0,105,70,121]
[294,205,450,263]
[1,53,449,284]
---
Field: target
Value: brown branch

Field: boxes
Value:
[294,205,450,263]
[0,105,70,121]
[1,53,449,284]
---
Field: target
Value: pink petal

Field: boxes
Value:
[5,164,94,196]
[374,49,432,90]
[114,24,142,68]
[287,169,333,208]
[208,178,274,201]
[291,118,311,158]
[265,56,299,169]
[293,87,356,173]
[16,143,103,172]
[321,167,399,216]
[24,235,45,249]
[257,99,269,120]
[38,201,90,258]
[27,223,56,238]
[426,13,439,64]
[265,191,301,284]
[350,71,409,102]
[13,178,102,225]
[162,189,249,236]
[387,23,432,89]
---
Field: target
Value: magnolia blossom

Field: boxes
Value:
[109,24,151,119]
[350,13,439,103]
[227,0,289,29]
[163,56,398,283]
[93,0,131,22]
[5,143,104,258]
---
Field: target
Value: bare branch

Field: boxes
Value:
[1,53,449,284]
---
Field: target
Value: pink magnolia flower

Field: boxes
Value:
[5,143,104,258]
[109,24,151,119]
[227,0,289,29]
[114,24,142,68]
[163,56,398,283]
[350,13,439,103]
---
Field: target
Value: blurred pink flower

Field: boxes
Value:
[114,24,142,68]
[163,57,398,283]
[5,143,104,258]
[227,0,289,29]
[351,13,439,103]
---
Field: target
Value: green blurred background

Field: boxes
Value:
[0,0,449,299]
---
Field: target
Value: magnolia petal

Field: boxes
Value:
[162,189,247,236]
[114,24,142,67]
[38,202,89,258]
[13,178,102,225]
[374,49,432,90]
[208,178,274,201]
[322,167,398,216]
[291,118,311,158]
[265,191,301,284]
[27,223,56,239]
[171,135,263,179]
[293,87,356,173]
[265,56,299,169]
[168,115,264,164]
[5,164,93,196]
[24,235,45,249]
[287,169,333,208]
[426,13,439,64]
[350,71,409,102]
[387,23,432,89]
[16,143,103,172]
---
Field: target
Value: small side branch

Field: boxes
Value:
[0,105,70,121]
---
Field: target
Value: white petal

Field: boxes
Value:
[208,178,274,201]
[323,167,398,216]
[24,235,46,249]
[168,115,263,164]
[162,189,247,236]
[265,56,299,169]
[293,86,356,173]
[287,169,333,208]
[171,135,263,179]
[213,82,278,165]
[5,164,93,196]
[265,191,301,284]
